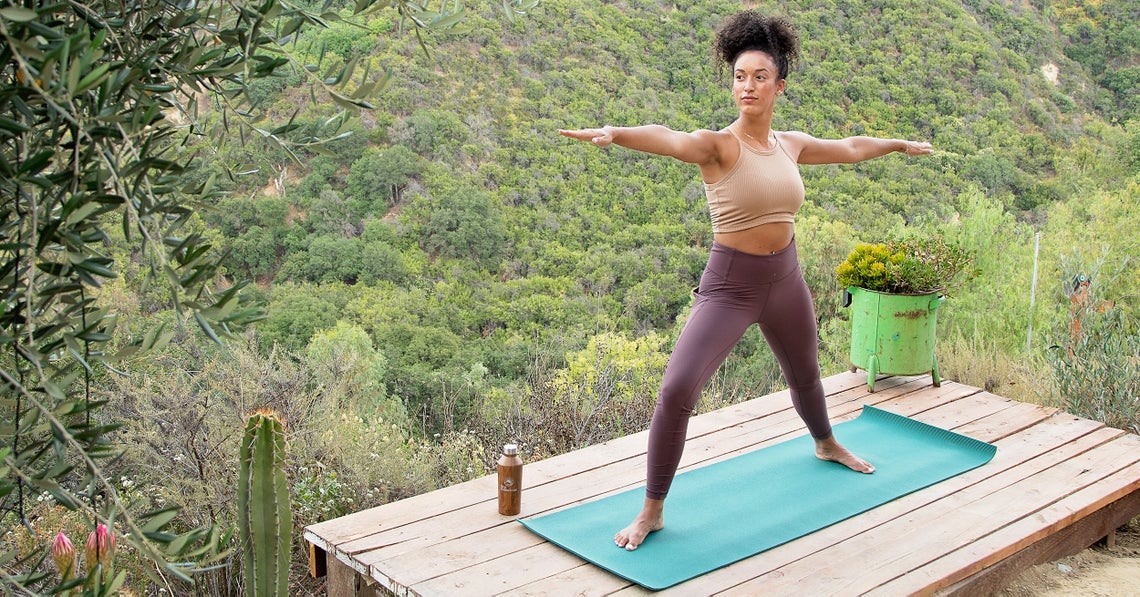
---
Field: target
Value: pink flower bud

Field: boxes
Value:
[51,532,77,580]
[84,524,116,576]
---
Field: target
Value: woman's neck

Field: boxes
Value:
[734,117,775,149]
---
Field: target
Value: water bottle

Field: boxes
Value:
[497,443,523,516]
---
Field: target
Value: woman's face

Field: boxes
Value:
[732,50,785,115]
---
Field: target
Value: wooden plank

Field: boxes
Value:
[549,391,1029,594]
[687,370,898,431]
[308,436,652,555]
[310,540,328,578]
[733,428,1129,595]
[304,478,498,550]
[352,419,809,576]
[719,426,1137,596]
[882,385,1007,428]
[934,488,1140,596]
[883,448,1140,595]
[307,403,700,549]
[953,400,1058,443]
[327,554,356,597]
[320,542,379,582]
[871,380,980,416]
[494,563,631,596]
[904,438,1140,595]
[408,541,589,596]
[372,517,547,589]
[935,390,1023,423]
[326,553,385,597]
[675,375,945,469]
[656,373,920,462]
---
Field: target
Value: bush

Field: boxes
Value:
[1048,309,1140,434]
[836,236,974,294]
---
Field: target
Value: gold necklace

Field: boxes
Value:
[738,127,773,150]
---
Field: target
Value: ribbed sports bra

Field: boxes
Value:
[703,128,805,233]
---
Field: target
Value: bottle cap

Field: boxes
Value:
[503,443,518,455]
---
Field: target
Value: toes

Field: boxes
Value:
[615,529,643,550]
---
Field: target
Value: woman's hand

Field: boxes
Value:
[558,125,721,167]
[559,126,614,147]
[900,140,933,157]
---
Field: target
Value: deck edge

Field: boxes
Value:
[937,488,1140,596]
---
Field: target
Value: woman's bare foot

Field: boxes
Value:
[815,435,875,473]
[614,498,665,551]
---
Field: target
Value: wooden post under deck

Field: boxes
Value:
[324,550,384,597]
[309,541,327,579]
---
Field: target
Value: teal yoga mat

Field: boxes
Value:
[518,405,997,590]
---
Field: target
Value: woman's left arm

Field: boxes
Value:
[783,131,932,165]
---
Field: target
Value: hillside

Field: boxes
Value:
[174,0,1135,419]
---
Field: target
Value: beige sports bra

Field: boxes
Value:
[704,128,805,233]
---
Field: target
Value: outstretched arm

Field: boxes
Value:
[559,125,720,166]
[784,131,932,165]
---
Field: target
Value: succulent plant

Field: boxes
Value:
[238,409,292,597]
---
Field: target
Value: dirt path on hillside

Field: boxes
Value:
[997,516,1140,597]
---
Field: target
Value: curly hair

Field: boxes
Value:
[713,10,800,81]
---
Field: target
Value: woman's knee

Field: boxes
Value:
[655,375,701,419]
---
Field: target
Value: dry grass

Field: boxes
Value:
[936,333,1056,407]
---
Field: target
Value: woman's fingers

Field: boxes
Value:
[559,128,611,146]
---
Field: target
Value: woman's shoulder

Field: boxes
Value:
[693,127,734,140]
[775,130,816,159]
[694,127,741,150]
[776,130,814,144]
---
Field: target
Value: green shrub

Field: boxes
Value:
[836,237,974,294]
[1048,309,1140,434]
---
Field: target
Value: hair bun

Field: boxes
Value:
[713,11,800,80]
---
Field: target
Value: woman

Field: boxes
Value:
[560,10,933,552]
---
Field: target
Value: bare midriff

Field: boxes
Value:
[713,221,794,255]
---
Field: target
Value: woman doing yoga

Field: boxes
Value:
[560,10,932,551]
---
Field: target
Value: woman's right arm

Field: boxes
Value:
[559,125,720,166]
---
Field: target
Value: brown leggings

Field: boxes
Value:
[645,239,832,499]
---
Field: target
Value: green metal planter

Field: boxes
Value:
[845,286,945,392]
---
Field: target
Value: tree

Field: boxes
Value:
[308,322,407,429]
[402,183,507,268]
[0,0,537,592]
[347,144,424,213]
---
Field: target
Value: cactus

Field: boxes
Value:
[238,409,292,597]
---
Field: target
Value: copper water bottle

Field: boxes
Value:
[497,443,523,515]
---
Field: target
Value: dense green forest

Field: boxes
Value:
[3,0,1138,593]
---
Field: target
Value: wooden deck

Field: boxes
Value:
[304,371,1140,596]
